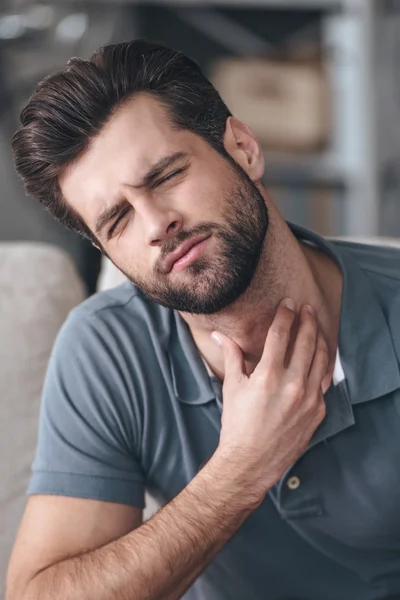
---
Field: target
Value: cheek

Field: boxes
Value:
[184,181,226,218]
[107,236,148,277]
[122,251,148,277]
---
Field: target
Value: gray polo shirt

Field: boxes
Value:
[29,224,400,600]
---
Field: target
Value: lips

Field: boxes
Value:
[163,234,211,273]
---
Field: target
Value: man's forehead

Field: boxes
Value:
[83,99,193,171]
[59,95,206,222]
[61,104,186,194]
[115,92,170,125]
[100,97,169,147]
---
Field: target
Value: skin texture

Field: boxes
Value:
[6,92,343,600]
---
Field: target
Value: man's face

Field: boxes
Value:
[60,94,268,314]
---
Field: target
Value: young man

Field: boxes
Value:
[6,40,400,600]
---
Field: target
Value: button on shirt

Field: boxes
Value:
[29,224,400,600]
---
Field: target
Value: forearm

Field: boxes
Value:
[24,451,258,600]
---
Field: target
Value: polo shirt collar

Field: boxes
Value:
[171,223,400,406]
[169,309,216,405]
[290,222,400,405]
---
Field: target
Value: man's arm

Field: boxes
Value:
[5,495,143,600]
[6,451,255,600]
[7,300,328,600]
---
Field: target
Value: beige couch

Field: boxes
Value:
[0,243,86,597]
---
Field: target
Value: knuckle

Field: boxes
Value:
[303,397,318,417]
[255,365,276,387]
[285,378,306,401]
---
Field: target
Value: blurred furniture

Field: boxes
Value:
[0,242,86,597]
[211,56,330,152]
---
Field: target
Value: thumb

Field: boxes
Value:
[211,331,245,381]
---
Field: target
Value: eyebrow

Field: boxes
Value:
[94,151,189,237]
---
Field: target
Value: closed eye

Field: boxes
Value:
[153,168,185,188]
[107,206,131,240]
[106,167,186,239]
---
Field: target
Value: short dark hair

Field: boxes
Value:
[12,39,232,242]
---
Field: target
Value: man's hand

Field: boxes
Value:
[212,298,328,508]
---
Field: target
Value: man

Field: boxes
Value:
[5,40,400,600]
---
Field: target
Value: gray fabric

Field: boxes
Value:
[0,243,85,596]
[29,224,400,600]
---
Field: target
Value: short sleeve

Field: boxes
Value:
[28,305,145,508]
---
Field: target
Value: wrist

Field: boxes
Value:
[204,446,266,513]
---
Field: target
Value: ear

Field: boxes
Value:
[223,116,265,181]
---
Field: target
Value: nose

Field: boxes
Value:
[136,198,183,246]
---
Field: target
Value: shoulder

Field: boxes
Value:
[331,239,400,348]
[70,280,150,323]
[61,281,172,347]
[42,283,175,437]
[331,238,400,287]
[49,282,175,392]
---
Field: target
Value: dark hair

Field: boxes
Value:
[12,39,232,242]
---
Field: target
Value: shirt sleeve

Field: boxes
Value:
[27,305,146,508]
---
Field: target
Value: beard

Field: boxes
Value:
[118,162,269,315]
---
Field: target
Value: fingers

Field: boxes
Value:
[307,331,329,394]
[255,298,297,374]
[313,390,327,426]
[211,331,245,382]
[212,299,329,396]
[288,305,318,378]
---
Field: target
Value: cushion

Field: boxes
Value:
[0,243,85,591]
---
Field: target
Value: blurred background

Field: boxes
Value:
[2,2,400,592]
[1,0,399,292]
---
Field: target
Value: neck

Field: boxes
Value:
[180,209,342,387]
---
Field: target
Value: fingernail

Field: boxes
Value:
[211,332,222,347]
[282,297,295,310]
[305,304,315,316]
